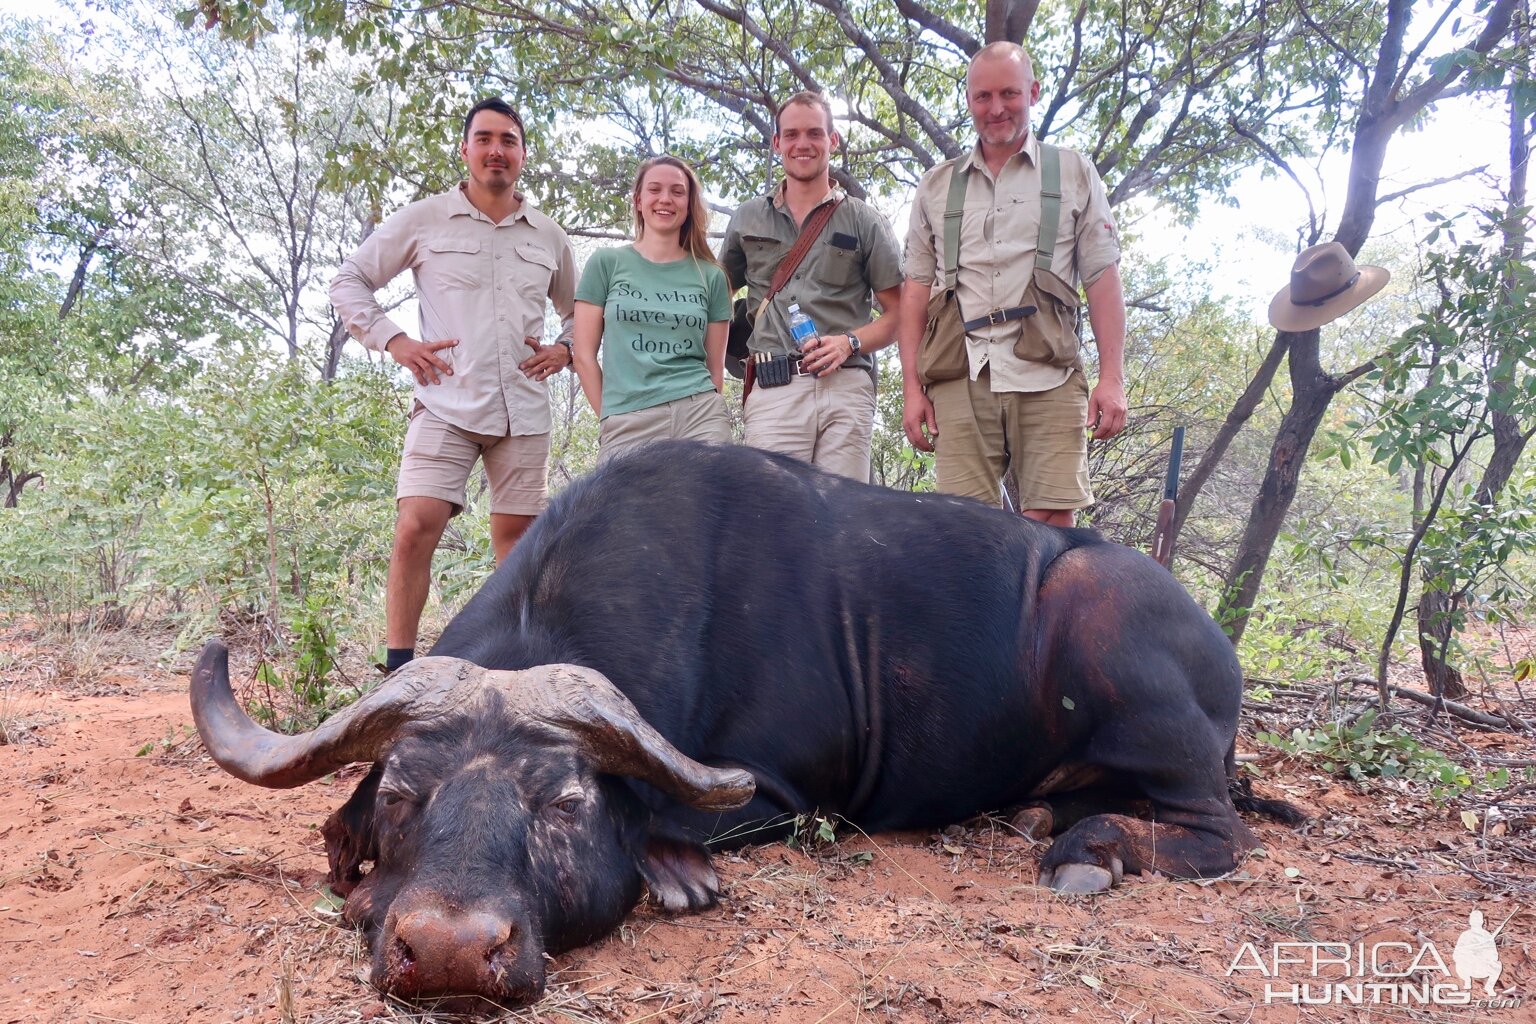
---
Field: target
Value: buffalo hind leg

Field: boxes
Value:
[1039,811,1255,893]
[1007,788,1153,842]
[1038,751,1258,893]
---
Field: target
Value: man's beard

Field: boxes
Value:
[782,159,827,184]
[977,120,1026,147]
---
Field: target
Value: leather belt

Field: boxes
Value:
[963,305,1037,332]
[792,356,853,376]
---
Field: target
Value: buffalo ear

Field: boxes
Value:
[321,763,382,896]
[639,833,721,913]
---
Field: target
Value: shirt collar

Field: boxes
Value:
[452,181,531,223]
[770,178,844,211]
[959,130,1040,176]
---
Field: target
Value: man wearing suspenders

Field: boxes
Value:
[898,43,1128,526]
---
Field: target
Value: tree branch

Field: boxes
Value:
[892,0,977,55]
[1375,166,1490,207]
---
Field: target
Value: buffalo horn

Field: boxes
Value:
[189,640,487,789]
[483,664,756,813]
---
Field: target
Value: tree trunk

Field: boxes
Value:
[984,0,1038,44]
[1414,70,1532,696]
[1,451,41,509]
[1416,589,1465,698]
[1216,330,1336,643]
[321,317,348,382]
[1171,333,1288,543]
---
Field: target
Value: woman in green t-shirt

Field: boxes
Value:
[572,156,732,460]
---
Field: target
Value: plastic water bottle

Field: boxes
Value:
[787,303,818,351]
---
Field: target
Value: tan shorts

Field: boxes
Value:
[598,390,731,463]
[743,368,874,481]
[397,402,549,516]
[927,367,1093,511]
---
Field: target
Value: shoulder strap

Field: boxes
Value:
[765,195,843,302]
[941,161,968,291]
[1035,143,1061,270]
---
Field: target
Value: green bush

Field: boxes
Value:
[1258,709,1512,802]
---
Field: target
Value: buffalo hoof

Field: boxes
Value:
[641,836,721,912]
[1009,805,1053,842]
[1040,857,1123,894]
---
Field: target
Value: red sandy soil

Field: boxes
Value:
[1,623,1532,1023]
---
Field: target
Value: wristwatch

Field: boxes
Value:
[847,332,862,356]
[556,337,574,352]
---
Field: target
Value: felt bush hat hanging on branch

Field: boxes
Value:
[1268,241,1390,331]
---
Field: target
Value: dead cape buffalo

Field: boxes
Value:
[191,440,1290,1008]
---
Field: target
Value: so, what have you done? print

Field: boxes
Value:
[606,275,719,356]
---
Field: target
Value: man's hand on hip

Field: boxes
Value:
[1087,377,1128,440]
[519,337,571,382]
[386,335,457,386]
[902,386,938,453]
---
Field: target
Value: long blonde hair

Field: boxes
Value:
[632,155,719,267]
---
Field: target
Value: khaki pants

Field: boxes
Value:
[397,402,549,516]
[744,369,875,481]
[928,367,1093,510]
[598,390,731,463]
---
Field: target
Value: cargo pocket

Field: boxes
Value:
[1012,267,1082,368]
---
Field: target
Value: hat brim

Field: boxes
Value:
[1268,265,1390,332]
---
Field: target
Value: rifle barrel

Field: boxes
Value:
[1164,426,1185,502]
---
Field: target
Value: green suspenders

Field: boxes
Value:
[942,141,1061,284]
[940,161,967,293]
[1036,143,1061,270]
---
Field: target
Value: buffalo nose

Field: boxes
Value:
[387,906,521,997]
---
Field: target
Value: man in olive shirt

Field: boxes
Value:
[900,43,1127,526]
[721,92,903,481]
[330,97,576,671]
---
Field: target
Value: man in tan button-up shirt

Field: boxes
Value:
[331,98,576,670]
[899,44,1128,526]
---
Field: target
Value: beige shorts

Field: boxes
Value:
[743,368,874,481]
[927,367,1093,511]
[397,402,549,516]
[598,390,731,463]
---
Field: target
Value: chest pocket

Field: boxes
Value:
[423,241,483,291]
[821,236,862,288]
[1005,191,1068,252]
[742,234,791,287]
[513,242,558,300]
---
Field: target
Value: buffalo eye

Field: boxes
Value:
[548,794,584,819]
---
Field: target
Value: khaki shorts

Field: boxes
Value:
[598,390,731,463]
[397,402,549,516]
[743,368,875,481]
[927,367,1093,511]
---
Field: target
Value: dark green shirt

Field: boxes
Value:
[720,184,903,368]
